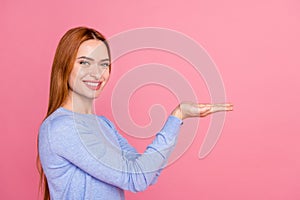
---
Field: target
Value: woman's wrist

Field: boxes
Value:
[171,105,183,120]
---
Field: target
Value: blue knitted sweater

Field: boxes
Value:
[38,107,182,199]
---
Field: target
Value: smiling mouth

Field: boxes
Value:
[83,81,102,90]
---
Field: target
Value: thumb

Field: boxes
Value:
[198,104,211,112]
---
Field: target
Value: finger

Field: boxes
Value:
[197,103,212,109]
[211,104,233,112]
[224,104,233,111]
[212,103,233,109]
[200,111,210,117]
[211,103,233,107]
[227,104,233,111]
[198,103,232,108]
[197,104,211,113]
[198,103,233,116]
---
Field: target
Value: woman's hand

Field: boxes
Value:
[171,102,233,120]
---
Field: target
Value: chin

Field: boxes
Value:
[92,92,102,99]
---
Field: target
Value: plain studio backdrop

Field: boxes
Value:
[1,0,299,199]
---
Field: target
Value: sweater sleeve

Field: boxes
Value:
[46,114,182,192]
[100,116,180,186]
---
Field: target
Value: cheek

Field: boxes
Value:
[68,73,75,89]
[103,70,110,80]
[68,67,82,88]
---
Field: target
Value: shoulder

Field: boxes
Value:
[40,108,75,136]
[38,108,76,153]
[98,116,116,130]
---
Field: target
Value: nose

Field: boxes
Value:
[89,64,107,79]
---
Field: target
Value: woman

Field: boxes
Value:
[37,27,233,200]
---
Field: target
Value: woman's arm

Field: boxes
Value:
[40,102,232,192]
[41,113,182,192]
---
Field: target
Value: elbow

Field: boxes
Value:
[130,183,148,193]
[126,174,150,192]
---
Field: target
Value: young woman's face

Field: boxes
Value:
[68,39,110,100]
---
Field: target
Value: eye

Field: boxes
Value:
[79,60,90,66]
[101,63,110,68]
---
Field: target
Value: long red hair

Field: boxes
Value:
[37,27,111,200]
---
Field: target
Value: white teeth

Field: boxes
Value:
[85,82,100,87]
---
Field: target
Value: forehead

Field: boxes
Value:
[76,39,109,59]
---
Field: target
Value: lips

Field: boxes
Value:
[83,81,102,90]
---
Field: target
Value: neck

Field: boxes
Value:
[62,90,95,114]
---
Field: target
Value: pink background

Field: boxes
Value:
[1,0,300,199]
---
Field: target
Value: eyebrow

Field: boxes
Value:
[77,56,110,62]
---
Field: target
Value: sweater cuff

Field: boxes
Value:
[160,115,183,138]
